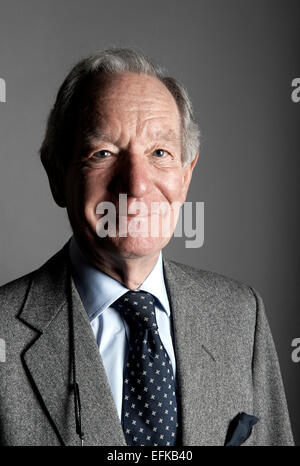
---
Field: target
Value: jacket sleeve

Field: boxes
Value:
[249,287,294,445]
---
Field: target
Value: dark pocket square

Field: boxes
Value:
[224,412,259,446]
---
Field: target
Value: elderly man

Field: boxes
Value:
[0,48,294,446]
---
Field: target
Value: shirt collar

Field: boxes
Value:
[69,237,170,323]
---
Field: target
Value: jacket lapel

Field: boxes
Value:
[163,259,224,445]
[18,246,126,446]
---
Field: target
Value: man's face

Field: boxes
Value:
[65,71,196,262]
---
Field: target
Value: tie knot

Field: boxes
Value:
[114,291,157,331]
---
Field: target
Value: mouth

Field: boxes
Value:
[117,213,155,218]
[95,198,170,220]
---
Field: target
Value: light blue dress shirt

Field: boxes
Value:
[69,237,177,420]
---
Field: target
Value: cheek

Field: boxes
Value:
[157,170,186,203]
[67,171,107,225]
[80,171,108,203]
[81,175,107,224]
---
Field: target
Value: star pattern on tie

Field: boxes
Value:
[114,291,178,446]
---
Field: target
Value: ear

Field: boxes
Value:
[181,153,199,200]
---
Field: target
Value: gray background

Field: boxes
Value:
[0,0,299,445]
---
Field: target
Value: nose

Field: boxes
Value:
[110,149,152,198]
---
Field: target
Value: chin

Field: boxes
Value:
[100,235,167,259]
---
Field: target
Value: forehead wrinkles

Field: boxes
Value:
[78,72,183,148]
[81,95,181,146]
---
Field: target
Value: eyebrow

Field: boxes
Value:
[151,129,180,142]
[80,128,113,145]
[81,128,180,149]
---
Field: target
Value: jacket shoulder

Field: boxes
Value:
[165,259,254,292]
[0,246,68,319]
[0,272,34,308]
[163,258,259,311]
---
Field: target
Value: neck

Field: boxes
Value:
[74,239,160,290]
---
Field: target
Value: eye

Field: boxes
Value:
[94,150,111,158]
[153,148,167,157]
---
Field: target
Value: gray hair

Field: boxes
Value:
[40,48,200,186]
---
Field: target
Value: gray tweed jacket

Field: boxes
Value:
[0,244,294,445]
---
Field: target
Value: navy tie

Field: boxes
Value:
[114,290,178,446]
